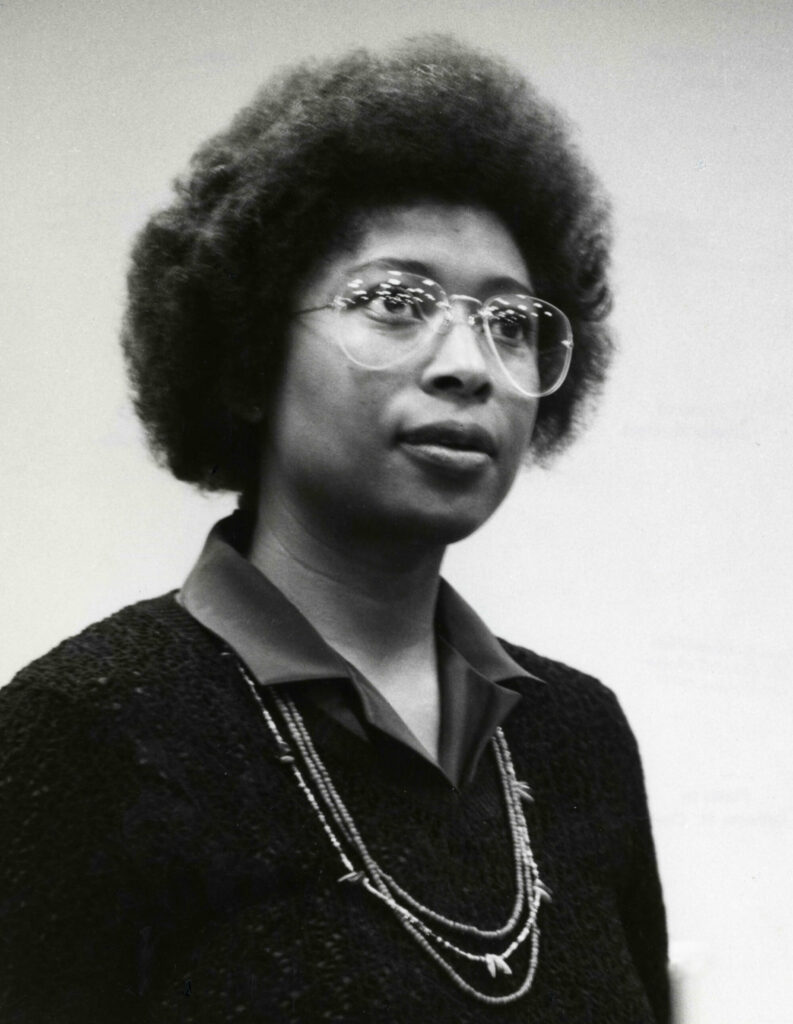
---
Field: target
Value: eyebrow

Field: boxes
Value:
[344,258,534,296]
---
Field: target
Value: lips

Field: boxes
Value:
[398,421,497,456]
[394,418,501,484]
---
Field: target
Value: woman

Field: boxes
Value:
[0,36,669,1023]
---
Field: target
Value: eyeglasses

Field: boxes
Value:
[295,268,573,398]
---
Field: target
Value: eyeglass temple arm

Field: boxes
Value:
[292,302,338,316]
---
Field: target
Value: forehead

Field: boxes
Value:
[312,202,532,295]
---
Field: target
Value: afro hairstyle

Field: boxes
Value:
[122,35,613,495]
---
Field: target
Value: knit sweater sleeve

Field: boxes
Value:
[499,641,671,1024]
[601,687,670,1024]
[0,656,152,1023]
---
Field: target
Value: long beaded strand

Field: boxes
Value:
[279,694,532,939]
[238,662,549,1006]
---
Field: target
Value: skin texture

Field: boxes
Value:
[258,204,538,550]
[249,203,538,758]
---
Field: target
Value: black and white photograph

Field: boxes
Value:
[1,2,790,1021]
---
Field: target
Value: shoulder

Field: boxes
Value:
[0,593,231,767]
[499,638,630,729]
[3,592,216,702]
[0,595,233,1018]
[497,638,645,779]
[5,591,213,683]
[0,594,250,869]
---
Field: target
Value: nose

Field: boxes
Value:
[420,315,493,400]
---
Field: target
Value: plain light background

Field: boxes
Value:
[2,1,791,1021]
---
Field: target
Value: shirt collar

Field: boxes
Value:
[180,513,350,687]
[179,512,531,785]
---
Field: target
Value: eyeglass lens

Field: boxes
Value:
[334,271,571,397]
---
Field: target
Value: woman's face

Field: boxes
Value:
[260,202,539,549]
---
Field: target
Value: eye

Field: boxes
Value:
[373,286,422,319]
[485,299,538,349]
[348,279,427,325]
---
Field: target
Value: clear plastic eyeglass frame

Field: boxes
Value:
[295,271,574,399]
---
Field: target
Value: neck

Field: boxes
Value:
[248,491,446,675]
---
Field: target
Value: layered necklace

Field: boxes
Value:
[238,662,550,1005]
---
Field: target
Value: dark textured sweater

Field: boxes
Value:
[0,594,669,1023]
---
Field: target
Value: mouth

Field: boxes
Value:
[397,421,497,473]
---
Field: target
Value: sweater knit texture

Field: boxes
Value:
[0,594,669,1023]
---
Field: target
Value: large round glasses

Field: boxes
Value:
[296,268,573,398]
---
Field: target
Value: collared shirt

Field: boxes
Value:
[179,513,529,787]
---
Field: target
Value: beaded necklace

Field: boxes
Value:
[238,662,550,1005]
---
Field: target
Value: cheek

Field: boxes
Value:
[503,400,538,462]
[272,344,388,470]
[489,402,537,501]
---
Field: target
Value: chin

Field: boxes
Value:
[335,485,503,550]
[381,501,495,548]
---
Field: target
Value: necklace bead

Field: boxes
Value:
[238,661,547,1006]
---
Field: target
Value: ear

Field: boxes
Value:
[224,389,264,425]
[235,402,264,425]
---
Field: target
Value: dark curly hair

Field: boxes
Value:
[122,35,613,495]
